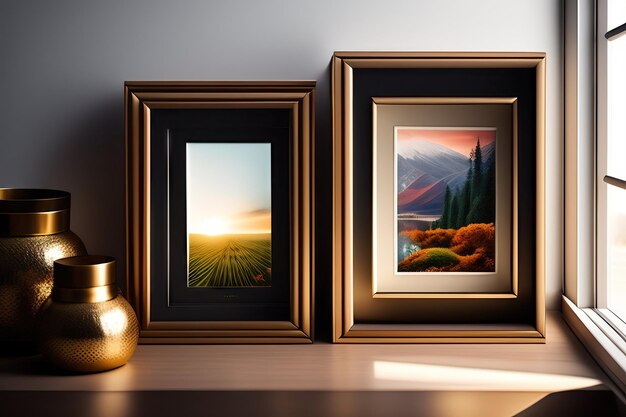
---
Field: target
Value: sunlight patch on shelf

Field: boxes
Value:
[373,361,602,392]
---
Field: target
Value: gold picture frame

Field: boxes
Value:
[332,52,545,343]
[125,81,314,344]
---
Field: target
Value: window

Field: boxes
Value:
[598,0,626,321]
[562,0,626,390]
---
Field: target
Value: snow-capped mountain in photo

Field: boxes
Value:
[397,139,495,216]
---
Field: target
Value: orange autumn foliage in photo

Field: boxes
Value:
[450,250,495,272]
[399,223,495,272]
[400,228,456,249]
[451,223,495,257]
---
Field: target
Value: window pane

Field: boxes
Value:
[607,34,626,180]
[608,0,626,32]
[607,184,626,319]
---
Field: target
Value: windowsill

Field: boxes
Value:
[1,311,624,416]
[562,295,626,397]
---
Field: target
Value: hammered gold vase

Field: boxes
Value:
[0,188,87,346]
[37,255,139,372]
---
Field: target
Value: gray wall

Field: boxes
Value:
[0,0,563,336]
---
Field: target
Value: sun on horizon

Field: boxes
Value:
[192,212,272,237]
[187,142,272,236]
[197,217,230,236]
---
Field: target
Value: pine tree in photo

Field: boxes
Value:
[457,157,473,228]
[439,185,453,229]
[481,151,496,222]
[467,148,496,224]
[470,137,483,203]
[449,191,461,229]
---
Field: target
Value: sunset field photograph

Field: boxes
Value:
[186,143,272,287]
[395,127,496,273]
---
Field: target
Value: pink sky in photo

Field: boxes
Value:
[397,128,496,157]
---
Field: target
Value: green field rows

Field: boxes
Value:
[188,233,272,287]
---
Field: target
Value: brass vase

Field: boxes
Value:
[0,188,87,346]
[37,255,139,372]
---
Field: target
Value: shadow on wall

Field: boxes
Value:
[314,60,333,342]
[39,92,126,290]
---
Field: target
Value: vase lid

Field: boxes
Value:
[53,256,119,303]
[0,188,71,236]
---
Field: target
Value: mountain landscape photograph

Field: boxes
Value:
[186,143,272,287]
[396,127,496,273]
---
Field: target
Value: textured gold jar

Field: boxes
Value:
[0,188,87,345]
[37,256,139,372]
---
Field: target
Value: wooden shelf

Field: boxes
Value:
[0,312,624,417]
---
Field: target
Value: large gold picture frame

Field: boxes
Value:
[332,52,545,343]
[125,82,314,344]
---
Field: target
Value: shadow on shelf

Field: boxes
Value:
[1,389,625,417]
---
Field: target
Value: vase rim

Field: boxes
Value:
[0,188,71,213]
[0,189,71,236]
[54,255,117,289]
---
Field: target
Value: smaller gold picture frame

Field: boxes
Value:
[332,52,546,343]
[125,82,314,344]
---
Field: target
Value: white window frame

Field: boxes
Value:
[596,0,608,310]
[564,0,596,308]
[563,0,626,394]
